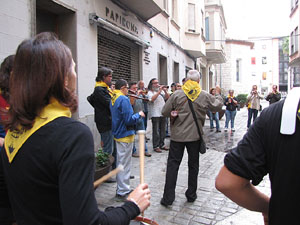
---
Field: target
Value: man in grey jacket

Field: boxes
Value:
[160,70,223,206]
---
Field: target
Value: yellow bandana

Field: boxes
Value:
[227,95,235,98]
[182,80,202,102]
[4,98,71,163]
[95,81,112,96]
[111,90,124,106]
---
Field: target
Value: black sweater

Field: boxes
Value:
[0,117,139,225]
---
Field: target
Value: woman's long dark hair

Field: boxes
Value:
[6,32,77,131]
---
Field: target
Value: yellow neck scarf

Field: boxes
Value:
[95,81,112,96]
[5,98,71,163]
[297,105,300,121]
[111,90,124,106]
[182,80,202,102]
[227,95,235,98]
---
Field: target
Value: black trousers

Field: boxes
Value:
[162,140,200,204]
[151,117,166,149]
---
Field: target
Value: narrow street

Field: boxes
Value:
[95,101,271,225]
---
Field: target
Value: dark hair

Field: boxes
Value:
[96,67,113,82]
[171,83,176,87]
[209,88,215,95]
[182,78,186,83]
[128,81,137,89]
[6,32,77,131]
[147,78,157,90]
[115,79,127,90]
[0,55,15,101]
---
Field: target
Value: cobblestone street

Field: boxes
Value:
[95,102,271,225]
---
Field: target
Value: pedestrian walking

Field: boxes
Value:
[147,78,170,153]
[247,85,263,129]
[160,70,223,206]
[208,88,221,132]
[0,32,150,225]
[265,85,281,105]
[216,87,300,225]
[224,89,238,132]
[110,79,145,199]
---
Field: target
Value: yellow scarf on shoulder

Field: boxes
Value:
[5,98,71,163]
[111,90,124,106]
[182,80,202,102]
[297,105,300,121]
[95,81,112,96]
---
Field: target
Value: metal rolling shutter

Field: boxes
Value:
[97,27,140,82]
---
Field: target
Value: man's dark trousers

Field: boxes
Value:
[162,140,200,204]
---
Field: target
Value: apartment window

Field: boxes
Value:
[236,59,241,82]
[188,3,196,32]
[172,0,178,22]
[205,17,209,40]
[291,31,295,54]
[295,27,299,52]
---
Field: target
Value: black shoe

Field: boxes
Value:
[185,192,197,202]
[130,175,135,179]
[160,198,172,207]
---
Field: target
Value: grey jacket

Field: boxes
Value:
[162,90,223,142]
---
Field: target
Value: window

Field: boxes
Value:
[163,0,168,11]
[188,3,196,32]
[291,31,295,54]
[205,17,209,40]
[236,59,241,82]
[172,0,178,22]
[295,27,298,52]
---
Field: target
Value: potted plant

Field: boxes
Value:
[236,94,248,108]
[94,148,114,181]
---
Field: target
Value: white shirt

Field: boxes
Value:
[147,90,165,118]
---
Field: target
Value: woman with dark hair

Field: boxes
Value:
[0,32,150,225]
[0,55,15,225]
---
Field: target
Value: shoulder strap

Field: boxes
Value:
[187,98,203,141]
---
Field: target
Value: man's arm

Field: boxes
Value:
[215,166,269,214]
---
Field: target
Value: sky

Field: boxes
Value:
[222,0,291,40]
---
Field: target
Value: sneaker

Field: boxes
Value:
[231,128,235,132]
[216,129,221,133]
[224,128,228,132]
[210,129,214,132]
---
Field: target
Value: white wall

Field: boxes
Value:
[0,0,31,62]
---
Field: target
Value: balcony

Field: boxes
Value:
[205,43,226,64]
[114,0,163,21]
[182,32,206,58]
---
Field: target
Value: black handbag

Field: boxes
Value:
[187,98,207,154]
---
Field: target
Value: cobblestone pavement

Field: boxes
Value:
[95,101,271,225]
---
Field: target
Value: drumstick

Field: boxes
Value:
[93,164,124,189]
[137,130,146,217]
[137,130,146,184]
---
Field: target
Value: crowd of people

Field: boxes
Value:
[0,32,297,225]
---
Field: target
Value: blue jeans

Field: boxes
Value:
[132,118,148,154]
[247,108,258,128]
[208,111,220,130]
[100,130,113,155]
[225,110,237,129]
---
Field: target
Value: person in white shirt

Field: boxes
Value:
[147,78,169,153]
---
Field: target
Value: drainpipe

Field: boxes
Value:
[220,64,222,88]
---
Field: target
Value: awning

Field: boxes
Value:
[89,13,151,48]
[115,0,163,21]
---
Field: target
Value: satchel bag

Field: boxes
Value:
[187,98,207,154]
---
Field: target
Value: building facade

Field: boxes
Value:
[0,0,207,149]
[289,0,300,89]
